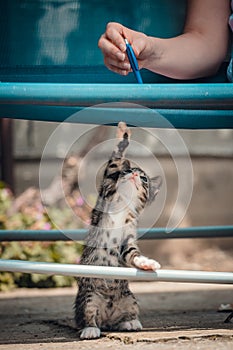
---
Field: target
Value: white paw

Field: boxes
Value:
[80,326,101,340]
[133,255,161,271]
[118,319,142,331]
[117,121,131,139]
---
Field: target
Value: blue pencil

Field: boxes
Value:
[125,38,143,84]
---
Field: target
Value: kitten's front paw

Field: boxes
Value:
[117,121,131,140]
[80,326,101,340]
[133,255,161,271]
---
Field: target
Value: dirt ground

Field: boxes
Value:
[0,281,232,350]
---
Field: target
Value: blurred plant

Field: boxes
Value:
[0,241,83,291]
[0,182,89,291]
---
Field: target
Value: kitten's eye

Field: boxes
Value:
[109,163,118,168]
[122,169,132,175]
[140,175,148,183]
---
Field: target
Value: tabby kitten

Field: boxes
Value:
[75,122,162,339]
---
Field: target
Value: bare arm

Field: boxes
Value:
[98,0,230,79]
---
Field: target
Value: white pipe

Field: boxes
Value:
[0,259,233,284]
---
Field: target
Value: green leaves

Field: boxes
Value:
[0,184,85,291]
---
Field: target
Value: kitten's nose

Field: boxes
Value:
[131,172,138,180]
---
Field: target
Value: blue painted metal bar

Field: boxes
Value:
[0,83,232,109]
[0,226,233,242]
[0,83,233,128]
[0,259,232,284]
[1,105,233,129]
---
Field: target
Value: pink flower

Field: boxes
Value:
[76,196,84,206]
[44,222,51,230]
[75,257,81,264]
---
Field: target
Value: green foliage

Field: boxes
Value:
[0,184,85,291]
[0,241,82,291]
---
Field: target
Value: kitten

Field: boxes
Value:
[75,122,162,340]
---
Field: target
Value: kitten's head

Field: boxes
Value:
[117,162,162,212]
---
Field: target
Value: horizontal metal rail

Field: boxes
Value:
[1,105,233,129]
[1,83,233,108]
[0,226,233,242]
[0,259,232,284]
[0,83,233,129]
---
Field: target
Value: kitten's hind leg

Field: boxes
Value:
[117,319,143,331]
[75,292,102,340]
[110,289,142,332]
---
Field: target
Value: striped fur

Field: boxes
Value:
[75,122,161,339]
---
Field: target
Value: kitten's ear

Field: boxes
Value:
[122,159,131,170]
[149,176,162,203]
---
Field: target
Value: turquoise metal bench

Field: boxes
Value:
[0,0,233,284]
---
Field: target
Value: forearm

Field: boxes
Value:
[144,32,228,80]
[143,0,230,80]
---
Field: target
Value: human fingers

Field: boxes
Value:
[104,22,127,52]
[104,55,131,75]
[105,56,131,71]
[98,34,126,62]
[99,29,131,75]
